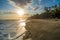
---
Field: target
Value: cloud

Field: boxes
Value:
[9,0,33,8]
[8,0,43,13]
[29,0,42,10]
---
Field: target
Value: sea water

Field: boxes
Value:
[0,20,26,40]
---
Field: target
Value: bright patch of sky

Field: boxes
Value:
[0,0,60,14]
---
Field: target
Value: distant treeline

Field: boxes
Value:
[30,4,60,19]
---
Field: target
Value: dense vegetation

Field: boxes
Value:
[30,4,60,19]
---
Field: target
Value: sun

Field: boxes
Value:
[17,9,25,16]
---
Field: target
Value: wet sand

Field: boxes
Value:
[24,19,60,40]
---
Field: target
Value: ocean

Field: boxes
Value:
[0,20,26,40]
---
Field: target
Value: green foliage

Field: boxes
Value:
[30,4,60,19]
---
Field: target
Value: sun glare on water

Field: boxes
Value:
[20,20,26,27]
[17,8,26,27]
[16,8,27,27]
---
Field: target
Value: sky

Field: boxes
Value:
[0,0,60,14]
[0,0,15,11]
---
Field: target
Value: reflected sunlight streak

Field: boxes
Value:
[20,21,26,27]
[19,19,26,27]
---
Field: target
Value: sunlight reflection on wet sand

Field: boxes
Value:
[16,19,26,40]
